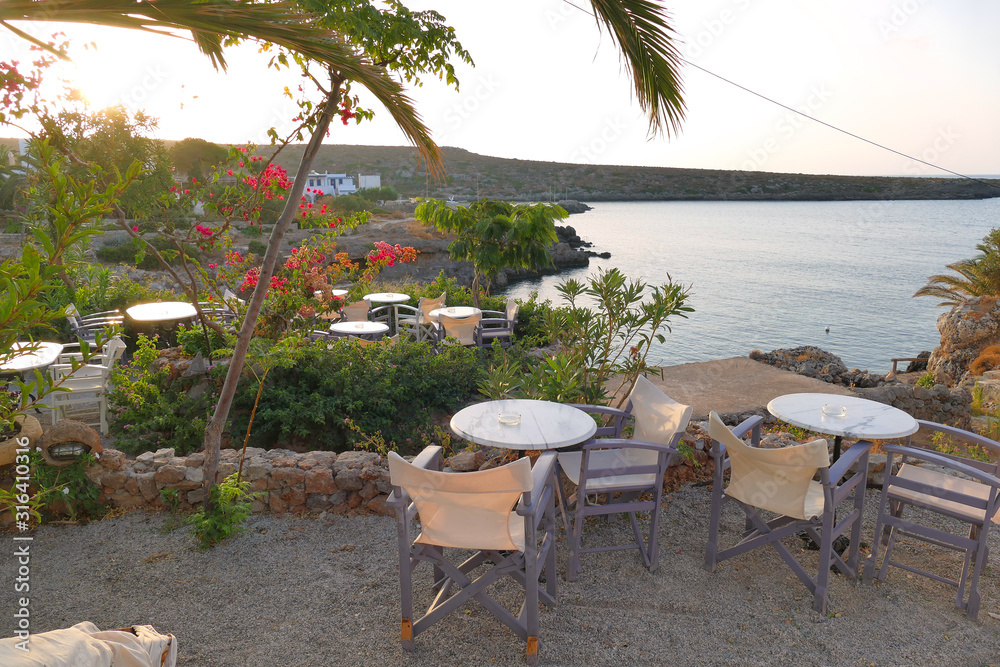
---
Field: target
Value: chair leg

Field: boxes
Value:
[567,493,586,582]
[812,512,834,614]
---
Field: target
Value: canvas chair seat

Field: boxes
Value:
[557,449,658,490]
[0,621,177,667]
[865,420,1000,620]
[558,376,692,580]
[891,463,1000,525]
[388,446,558,665]
[705,411,872,614]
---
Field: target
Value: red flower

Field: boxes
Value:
[132,225,139,232]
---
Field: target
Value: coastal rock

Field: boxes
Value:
[556,200,593,214]
[927,297,1000,386]
[748,346,889,388]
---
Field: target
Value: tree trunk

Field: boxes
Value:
[200,83,342,509]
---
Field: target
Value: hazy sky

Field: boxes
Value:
[4,0,999,176]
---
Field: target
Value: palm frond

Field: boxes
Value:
[0,0,441,174]
[589,0,686,137]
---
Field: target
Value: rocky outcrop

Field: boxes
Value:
[854,383,971,429]
[927,297,1000,386]
[748,346,888,388]
[556,200,592,214]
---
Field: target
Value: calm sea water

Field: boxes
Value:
[501,198,1000,372]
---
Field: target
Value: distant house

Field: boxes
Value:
[303,172,381,199]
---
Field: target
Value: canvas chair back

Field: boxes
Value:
[340,300,370,322]
[418,292,446,324]
[388,451,532,551]
[708,412,829,520]
[438,313,481,346]
[624,376,693,473]
[505,300,519,324]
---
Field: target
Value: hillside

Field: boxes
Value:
[273,144,1000,202]
[5,138,997,201]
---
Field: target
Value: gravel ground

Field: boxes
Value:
[4,485,999,666]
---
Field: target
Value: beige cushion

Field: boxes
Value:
[340,300,370,322]
[709,412,830,520]
[388,452,533,551]
[0,621,177,667]
[891,463,1000,525]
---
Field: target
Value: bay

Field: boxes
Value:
[501,198,1000,372]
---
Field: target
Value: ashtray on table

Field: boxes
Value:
[822,404,847,417]
[497,411,521,426]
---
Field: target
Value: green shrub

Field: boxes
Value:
[96,234,201,270]
[176,322,234,357]
[106,334,221,455]
[917,373,936,389]
[248,239,267,256]
[187,473,259,548]
[231,337,483,453]
[241,223,264,237]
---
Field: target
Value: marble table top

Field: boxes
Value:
[428,307,482,320]
[767,392,918,440]
[1,342,64,373]
[363,292,409,304]
[450,399,597,451]
[126,301,198,322]
[329,321,389,336]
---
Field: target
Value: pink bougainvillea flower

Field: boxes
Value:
[132,225,139,232]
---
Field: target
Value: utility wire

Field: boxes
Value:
[560,0,998,190]
[677,56,999,190]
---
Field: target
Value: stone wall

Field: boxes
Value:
[853,383,972,429]
[84,437,715,515]
[86,446,396,517]
[928,296,1000,386]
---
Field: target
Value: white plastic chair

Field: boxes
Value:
[47,363,110,434]
[388,446,557,665]
[396,292,446,342]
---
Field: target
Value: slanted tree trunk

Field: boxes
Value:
[200,79,342,509]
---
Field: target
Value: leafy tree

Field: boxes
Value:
[169,137,229,182]
[915,228,1000,306]
[2,0,688,511]
[39,105,172,218]
[416,198,566,306]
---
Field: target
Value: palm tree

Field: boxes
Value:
[915,229,1000,306]
[1,0,687,506]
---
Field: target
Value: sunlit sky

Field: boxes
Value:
[3,0,999,176]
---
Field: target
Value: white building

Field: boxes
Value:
[303,172,382,200]
[305,172,357,198]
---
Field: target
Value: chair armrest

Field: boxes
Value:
[394,305,419,316]
[410,445,443,471]
[479,310,504,318]
[566,404,631,420]
[579,438,677,454]
[827,440,872,485]
[517,451,557,517]
[884,444,1000,488]
[915,420,1000,458]
[730,414,764,441]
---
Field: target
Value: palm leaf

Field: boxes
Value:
[589,0,686,137]
[0,0,441,174]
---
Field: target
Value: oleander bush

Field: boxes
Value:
[230,337,484,453]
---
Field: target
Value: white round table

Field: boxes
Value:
[315,289,348,298]
[428,307,482,321]
[126,302,198,322]
[767,392,918,460]
[363,292,409,305]
[329,321,389,339]
[1,342,64,373]
[450,399,598,451]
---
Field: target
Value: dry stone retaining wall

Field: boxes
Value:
[87,446,396,517]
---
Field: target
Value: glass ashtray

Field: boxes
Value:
[497,411,521,426]
[354,323,365,329]
[822,404,847,417]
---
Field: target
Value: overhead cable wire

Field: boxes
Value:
[559,0,998,190]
